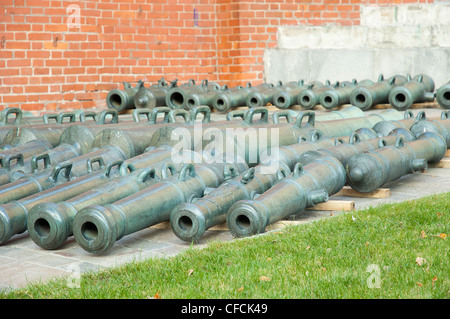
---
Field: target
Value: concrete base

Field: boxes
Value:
[265,4,450,88]
[264,48,450,89]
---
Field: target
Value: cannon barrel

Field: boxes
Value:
[297,81,339,110]
[319,79,374,110]
[170,163,289,243]
[346,132,447,193]
[0,142,82,185]
[409,117,450,148]
[185,86,223,110]
[133,78,172,109]
[72,159,248,254]
[282,105,365,122]
[388,74,435,111]
[297,128,416,168]
[0,145,127,205]
[0,139,53,171]
[295,109,403,138]
[350,75,408,111]
[246,81,299,108]
[165,79,221,110]
[372,110,427,137]
[25,146,192,250]
[211,83,254,113]
[226,156,346,237]
[106,81,143,112]
[0,109,141,148]
[436,81,450,109]
[272,80,315,110]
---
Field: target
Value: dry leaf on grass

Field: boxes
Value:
[435,233,447,239]
[415,257,427,266]
[237,287,244,292]
[420,230,427,238]
[259,276,271,282]
[147,292,161,299]
[187,269,194,276]
[432,276,438,286]
[416,282,423,287]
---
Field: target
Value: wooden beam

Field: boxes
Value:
[445,149,450,157]
[334,186,391,198]
[306,200,355,212]
[371,102,440,109]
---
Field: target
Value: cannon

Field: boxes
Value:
[246,81,300,108]
[388,74,435,111]
[165,79,221,110]
[106,81,143,112]
[226,156,346,237]
[293,109,403,139]
[0,142,82,185]
[409,116,450,148]
[170,164,289,243]
[133,78,173,109]
[297,128,416,169]
[26,147,195,250]
[436,81,450,109]
[350,74,409,111]
[319,79,375,110]
[372,110,426,137]
[211,83,254,113]
[272,80,313,109]
[72,158,248,254]
[297,81,340,110]
[346,132,447,193]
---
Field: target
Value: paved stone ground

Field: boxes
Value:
[0,105,448,292]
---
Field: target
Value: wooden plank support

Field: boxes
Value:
[306,200,355,212]
[371,102,440,109]
[334,185,391,198]
[445,149,450,157]
[429,158,450,168]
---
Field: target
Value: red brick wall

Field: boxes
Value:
[0,0,434,112]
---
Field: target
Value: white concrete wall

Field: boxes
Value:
[264,4,450,88]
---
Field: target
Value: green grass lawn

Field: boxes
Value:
[1,192,449,299]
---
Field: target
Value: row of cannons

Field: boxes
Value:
[106,74,450,113]
[0,105,449,254]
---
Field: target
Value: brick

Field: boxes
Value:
[25,85,48,93]
[63,67,86,75]
[7,59,31,68]
[2,95,28,103]
[113,11,136,19]
[45,59,69,67]
[3,77,28,85]
[81,59,103,66]
[44,24,68,32]
[43,41,68,50]
[0,51,13,59]
[20,103,46,111]
[5,23,31,32]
